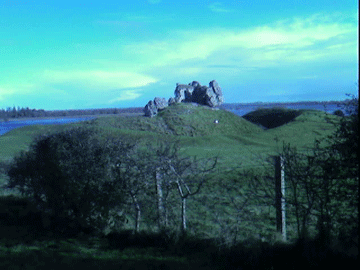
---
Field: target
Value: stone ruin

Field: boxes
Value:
[144,80,224,117]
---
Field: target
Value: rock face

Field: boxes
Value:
[174,80,224,107]
[144,80,224,117]
[144,97,168,117]
[174,83,195,103]
[154,97,168,110]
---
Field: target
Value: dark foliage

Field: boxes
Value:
[210,238,357,270]
[104,230,176,251]
[333,109,345,117]
[277,94,358,253]
[6,126,133,235]
[242,107,302,129]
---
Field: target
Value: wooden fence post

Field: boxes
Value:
[274,155,286,241]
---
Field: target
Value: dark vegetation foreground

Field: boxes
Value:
[0,100,358,269]
[0,201,357,270]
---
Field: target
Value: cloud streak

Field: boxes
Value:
[109,90,143,103]
[0,87,14,101]
[123,12,357,79]
[0,9,356,109]
[208,2,233,13]
[42,70,158,91]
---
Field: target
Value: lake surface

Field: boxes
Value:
[0,103,346,136]
[0,117,95,136]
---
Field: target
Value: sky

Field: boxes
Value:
[0,0,358,110]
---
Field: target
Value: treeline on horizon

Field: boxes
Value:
[0,106,144,121]
[0,99,353,121]
[221,99,352,110]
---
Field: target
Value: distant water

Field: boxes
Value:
[229,103,346,117]
[0,117,95,136]
[0,104,348,136]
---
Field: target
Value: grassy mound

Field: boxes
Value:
[0,104,339,174]
[242,107,303,129]
[93,102,263,138]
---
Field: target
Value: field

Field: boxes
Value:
[1,103,352,269]
[0,103,339,165]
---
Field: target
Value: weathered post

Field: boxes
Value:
[274,155,286,241]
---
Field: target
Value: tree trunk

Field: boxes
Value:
[275,155,286,241]
[181,197,186,233]
[130,192,141,233]
[155,168,166,231]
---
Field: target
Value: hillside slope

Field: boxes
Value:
[0,104,339,169]
[93,103,263,138]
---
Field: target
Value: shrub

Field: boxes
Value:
[333,109,345,117]
[242,107,302,129]
[6,126,131,235]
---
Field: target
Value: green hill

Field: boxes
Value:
[0,103,344,246]
[92,103,263,137]
[0,103,339,171]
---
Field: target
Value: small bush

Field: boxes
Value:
[333,109,345,117]
[242,107,302,129]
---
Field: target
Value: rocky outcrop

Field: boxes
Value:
[174,80,224,107]
[174,82,196,103]
[143,80,224,117]
[154,97,168,110]
[144,97,168,117]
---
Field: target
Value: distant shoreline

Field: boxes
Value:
[220,100,346,110]
[224,100,346,105]
[221,100,346,106]
[0,112,144,123]
[0,100,348,123]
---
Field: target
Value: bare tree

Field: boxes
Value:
[165,155,217,233]
[108,142,156,233]
[137,142,218,234]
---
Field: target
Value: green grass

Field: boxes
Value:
[0,104,342,242]
[0,104,338,164]
[0,123,83,162]
[0,104,355,268]
[0,225,355,270]
[0,238,197,270]
[0,104,339,196]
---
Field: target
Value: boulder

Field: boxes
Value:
[143,80,224,117]
[154,97,168,110]
[175,80,224,107]
[174,83,195,103]
[209,80,224,106]
[191,81,201,88]
[144,100,158,117]
[168,97,176,106]
[144,97,169,117]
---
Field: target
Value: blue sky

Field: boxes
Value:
[0,0,358,110]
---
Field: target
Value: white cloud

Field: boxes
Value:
[109,90,143,103]
[128,12,357,70]
[0,87,14,101]
[208,2,233,13]
[0,84,36,101]
[42,70,158,90]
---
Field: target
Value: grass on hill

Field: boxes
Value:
[0,104,353,269]
[0,103,339,176]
